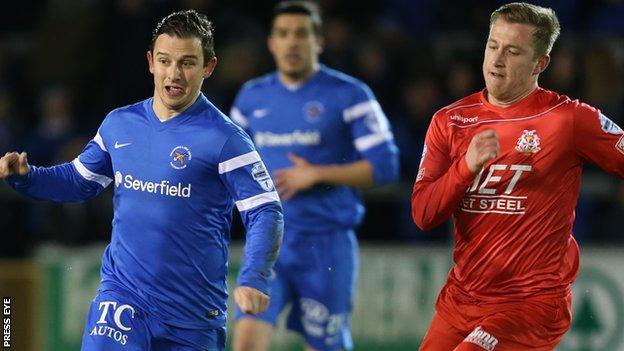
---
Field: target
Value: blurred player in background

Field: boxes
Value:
[412,2,624,350]
[0,9,283,351]
[229,1,399,350]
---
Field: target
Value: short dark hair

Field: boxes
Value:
[150,10,215,65]
[490,2,560,58]
[271,1,322,36]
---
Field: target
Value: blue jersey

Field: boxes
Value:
[230,65,399,231]
[7,94,283,329]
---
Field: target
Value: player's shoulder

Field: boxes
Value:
[99,98,150,129]
[239,72,278,94]
[537,88,597,118]
[199,98,248,138]
[317,65,371,93]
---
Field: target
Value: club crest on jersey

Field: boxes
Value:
[169,146,192,170]
[303,101,324,123]
[251,162,275,192]
[515,130,541,154]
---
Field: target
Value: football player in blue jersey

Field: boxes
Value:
[0,10,283,351]
[230,2,399,350]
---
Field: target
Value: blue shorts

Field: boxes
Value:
[236,229,358,351]
[81,286,226,351]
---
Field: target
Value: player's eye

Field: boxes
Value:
[273,29,288,38]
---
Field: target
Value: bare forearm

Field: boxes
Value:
[314,159,374,188]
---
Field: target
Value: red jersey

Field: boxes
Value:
[412,87,624,304]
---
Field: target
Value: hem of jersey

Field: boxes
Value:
[98,280,226,330]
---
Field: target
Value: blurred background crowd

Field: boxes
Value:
[1,0,624,257]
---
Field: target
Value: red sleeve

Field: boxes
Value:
[573,102,624,177]
[411,113,475,230]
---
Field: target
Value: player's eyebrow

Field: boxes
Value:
[155,52,199,60]
[487,39,523,50]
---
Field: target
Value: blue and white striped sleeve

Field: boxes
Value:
[219,130,283,294]
[6,128,113,202]
[343,85,400,186]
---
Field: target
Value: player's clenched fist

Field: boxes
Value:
[0,152,30,179]
[465,129,499,173]
[233,286,270,315]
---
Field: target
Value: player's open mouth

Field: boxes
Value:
[490,72,505,78]
[165,85,184,96]
[285,54,301,62]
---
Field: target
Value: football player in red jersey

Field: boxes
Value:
[412,3,624,351]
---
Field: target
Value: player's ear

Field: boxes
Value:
[315,35,324,55]
[203,57,217,79]
[533,54,550,75]
[147,51,155,74]
[267,35,276,56]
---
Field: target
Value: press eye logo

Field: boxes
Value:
[170,146,192,170]
[3,297,10,350]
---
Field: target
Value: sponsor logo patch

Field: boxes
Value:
[416,168,425,182]
[89,301,135,345]
[599,113,623,135]
[251,162,274,192]
[465,326,498,351]
[254,130,321,147]
[115,171,192,198]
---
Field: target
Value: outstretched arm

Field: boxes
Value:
[2,136,113,203]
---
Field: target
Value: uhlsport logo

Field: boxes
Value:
[89,301,135,345]
[450,114,479,124]
[114,171,191,198]
[170,145,192,170]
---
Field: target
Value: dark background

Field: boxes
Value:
[1,0,624,257]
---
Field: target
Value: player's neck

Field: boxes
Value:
[488,85,538,108]
[152,92,200,121]
[278,63,320,86]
